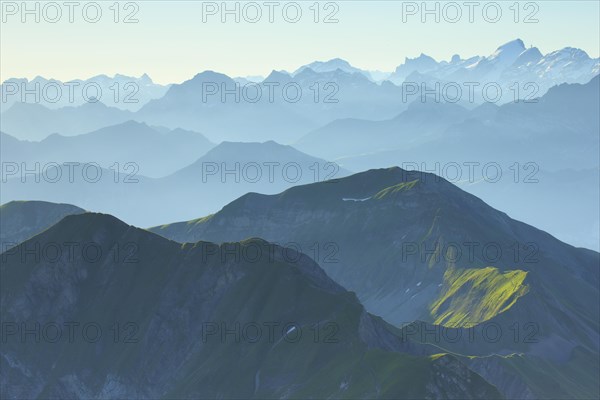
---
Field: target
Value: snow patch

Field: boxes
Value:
[342,197,371,202]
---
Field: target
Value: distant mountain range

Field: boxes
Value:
[291,39,599,91]
[0,101,135,140]
[1,76,597,249]
[296,75,600,165]
[134,69,409,143]
[296,76,600,250]
[2,71,597,249]
[1,121,214,178]
[293,58,382,81]
[2,39,597,142]
[0,211,501,399]
[0,74,169,112]
[387,39,599,99]
[0,70,408,142]
[150,167,600,399]
[0,141,350,227]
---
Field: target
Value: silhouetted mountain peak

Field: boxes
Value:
[54,212,130,234]
[189,70,233,83]
[139,73,153,83]
[494,38,526,55]
[200,140,298,160]
[293,58,368,77]
[399,53,437,70]
[263,69,292,82]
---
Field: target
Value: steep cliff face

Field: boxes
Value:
[0,213,501,399]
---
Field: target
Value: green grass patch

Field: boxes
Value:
[430,266,529,327]
[372,179,419,199]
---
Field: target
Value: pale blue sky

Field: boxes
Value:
[1,1,599,84]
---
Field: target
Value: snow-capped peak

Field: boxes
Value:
[489,39,527,63]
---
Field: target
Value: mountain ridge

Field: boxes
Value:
[0,211,501,399]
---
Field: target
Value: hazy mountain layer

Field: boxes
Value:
[296,76,600,250]
[1,74,169,112]
[0,141,350,227]
[1,121,214,178]
[0,200,85,249]
[4,40,595,143]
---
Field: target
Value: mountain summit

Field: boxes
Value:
[151,167,600,399]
